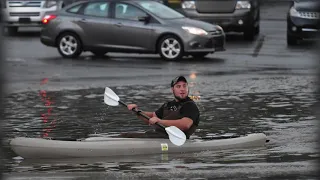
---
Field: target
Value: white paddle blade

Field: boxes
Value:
[165,126,186,146]
[104,87,120,106]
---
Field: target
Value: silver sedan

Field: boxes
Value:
[40,0,226,61]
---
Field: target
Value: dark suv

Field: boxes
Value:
[165,0,260,41]
[286,0,320,46]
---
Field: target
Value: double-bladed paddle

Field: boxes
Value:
[103,87,186,146]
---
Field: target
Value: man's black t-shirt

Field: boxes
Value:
[155,97,200,126]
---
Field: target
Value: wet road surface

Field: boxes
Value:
[3,79,318,179]
[2,2,320,179]
[3,18,318,94]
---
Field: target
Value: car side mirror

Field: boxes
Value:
[138,15,150,23]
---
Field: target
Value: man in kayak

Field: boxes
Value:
[125,75,200,139]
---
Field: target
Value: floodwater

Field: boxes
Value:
[2,74,319,179]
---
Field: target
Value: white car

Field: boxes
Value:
[1,0,75,35]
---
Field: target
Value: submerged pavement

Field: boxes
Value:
[2,2,320,179]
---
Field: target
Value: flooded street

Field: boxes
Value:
[3,73,319,179]
[2,2,320,179]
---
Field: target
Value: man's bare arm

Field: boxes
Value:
[159,117,193,131]
[135,111,155,124]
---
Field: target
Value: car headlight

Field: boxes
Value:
[182,1,196,9]
[182,26,208,36]
[289,6,300,17]
[289,6,320,19]
[235,1,251,9]
[44,0,57,8]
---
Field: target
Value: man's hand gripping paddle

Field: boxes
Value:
[103,87,186,146]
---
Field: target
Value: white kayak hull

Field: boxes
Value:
[9,133,268,159]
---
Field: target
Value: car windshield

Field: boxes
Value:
[137,1,185,19]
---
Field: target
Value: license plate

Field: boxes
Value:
[19,18,31,23]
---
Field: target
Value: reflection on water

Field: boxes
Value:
[2,80,319,178]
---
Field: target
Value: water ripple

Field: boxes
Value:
[2,76,318,178]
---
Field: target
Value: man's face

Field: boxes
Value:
[172,81,188,100]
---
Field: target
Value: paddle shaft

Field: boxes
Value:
[118,100,166,129]
[104,87,186,146]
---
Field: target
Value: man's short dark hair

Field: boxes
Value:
[171,76,187,87]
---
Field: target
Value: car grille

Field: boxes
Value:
[213,36,225,48]
[8,1,42,7]
[195,1,236,13]
[204,36,225,49]
[9,12,40,16]
[208,30,223,36]
[299,12,320,19]
[204,39,214,48]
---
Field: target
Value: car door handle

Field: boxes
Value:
[78,18,86,23]
[115,23,122,27]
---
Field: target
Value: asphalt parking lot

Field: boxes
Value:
[3,1,318,94]
[2,1,320,179]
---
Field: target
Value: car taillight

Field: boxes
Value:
[42,15,57,24]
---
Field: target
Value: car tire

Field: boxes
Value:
[255,10,260,35]
[287,33,298,46]
[1,27,5,36]
[243,25,255,41]
[91,50,107,57]
[255,24,260,35]
[157,35,184,61]
[191,52,209,59]
[57,32,82,58]
[6,27,18,36]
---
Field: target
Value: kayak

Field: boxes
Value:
[9,133,268,159]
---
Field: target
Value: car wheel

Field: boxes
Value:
[287,33,298,46]
[57,32,82,58]
[158,35,184,61]
[255,24,260,35]
[243,25,255,41]
[1,27,5,36]
[191,52,209,59]
[91,50,107,57]
[6,27,18,36]
[255,10,260,35]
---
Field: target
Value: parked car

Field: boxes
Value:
[164,0,260,41]
[286,0,320,46]
[1,0,78,35]
[40,0,226,61]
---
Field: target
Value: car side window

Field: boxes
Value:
[66,4,82,14]
[83,2,109,17]
[115,3,147,21]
